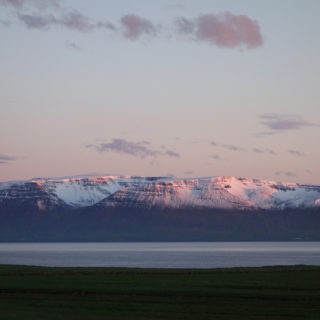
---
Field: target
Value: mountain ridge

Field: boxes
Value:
[1,175,320,241]
[1,175,320,211]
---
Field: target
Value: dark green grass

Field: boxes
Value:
[0,265,320,319]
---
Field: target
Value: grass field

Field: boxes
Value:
[0,265,320,319]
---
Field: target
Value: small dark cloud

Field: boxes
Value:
[96,21,117,31]
[275,171,297,178]
[253,148,263,154]
[210,154,221,160]
[0,155,16,161]
[266,148,276,155]
[210,141,244,152]
[17,13,56,29]
[167,173,176,178]
[86,139,179,160]
[120,14,157,40]
[18,10,94,32]
[86,139,160,159]
[253,148,277,155]
[260,114,318,132]
[176,17,194,34]
[288,150,304,157]
[176,12,263,49]
[0,154,16,164]
[66,40,82,51]
[254,131,279,138]
[165,150,181,158]
[184,170,193,175]
[221,144,244,151]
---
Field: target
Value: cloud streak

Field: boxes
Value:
[165,150,180,158]
[211,141,244,152]
[86,139,180,160]
[275,171,297,178]
[66,40,82,51]
[18,11,94,32]
[0,154,16,164]
[260,114,318,131]
[210,154,221,160]
[221,144,244,151]
[177,12,263,49]
[288,150,304,157]
[253,148,263,154]
[252,148,276,155]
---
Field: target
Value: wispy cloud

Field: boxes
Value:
[66,40,82,51]
[266,148,277,155]
[275,171,297,178]
[252,148,263,154]
[184,170,193,175]
[86,139,180,160]
[210,154,221,160]
[0,154,16,164]
[254,131,279,138]
[221,144,244,151]
[0,0,60,9]
[18,11,94,32]
[176,12,263,49]
[288,150,304,157]
[252,148,276,155]
[165,150,180,158]
[260,114,318,132]
[120,14,156,40]
[211,141,244,152]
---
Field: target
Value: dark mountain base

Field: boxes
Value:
[1,206,320,241]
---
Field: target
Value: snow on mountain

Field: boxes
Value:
[0,175,320,210]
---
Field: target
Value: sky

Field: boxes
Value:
[0,0,319,184]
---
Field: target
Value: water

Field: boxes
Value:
[0,242,319,268]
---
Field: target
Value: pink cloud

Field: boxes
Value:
[177,12,263,49]
[120,14,156,40]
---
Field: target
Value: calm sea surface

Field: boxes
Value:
[0,242,319,268]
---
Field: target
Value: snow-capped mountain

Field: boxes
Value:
[1,175,320,211]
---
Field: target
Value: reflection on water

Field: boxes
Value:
[0,242,319,268]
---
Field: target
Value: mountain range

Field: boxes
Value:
[1,175,320,241]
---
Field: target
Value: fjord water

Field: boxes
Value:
[0,242,320,268]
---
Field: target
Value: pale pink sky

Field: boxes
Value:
[1,0,319,183]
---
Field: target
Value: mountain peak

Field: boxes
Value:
[0,175,319,210]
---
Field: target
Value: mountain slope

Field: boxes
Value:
[1,175,320,241]
[1,175,320,210]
